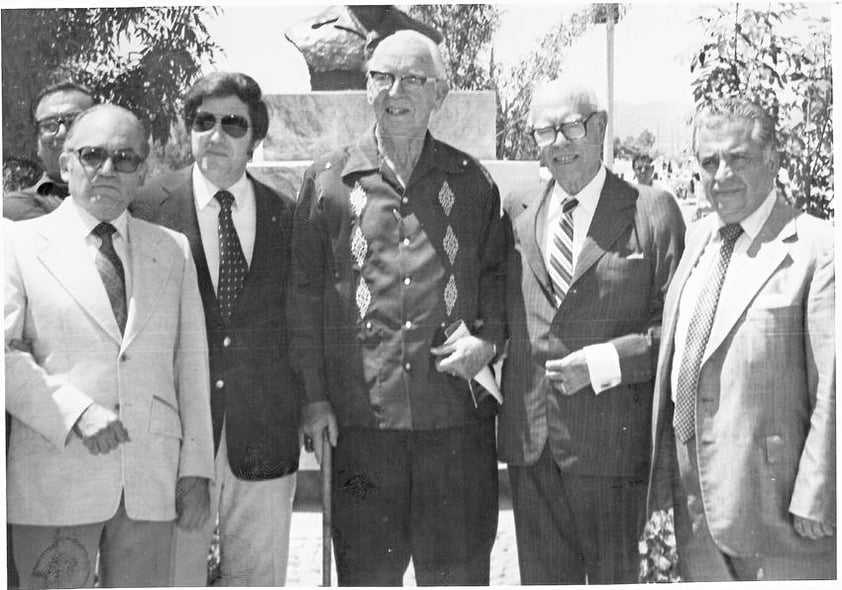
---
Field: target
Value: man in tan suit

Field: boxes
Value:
[648,98,835,580]
[5,104,214,588]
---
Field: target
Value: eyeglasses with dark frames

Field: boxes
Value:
[73,146,144,173]
[37,113,82,136]
[367,71,437,92]
[190,112,250,139]
[531,112,599,147]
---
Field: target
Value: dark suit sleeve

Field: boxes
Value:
[610,190,685,385]
[790,227,835,523]
[288,166,330,404]
[473,179,510,352]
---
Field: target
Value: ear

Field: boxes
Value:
[58,151,72,182]
[432,80,450,111]
[136,161,148,187]
[247,137,263,159]
[365,78,379,106]
[592,111,608,144]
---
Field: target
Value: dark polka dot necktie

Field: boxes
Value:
[215,190,248,322]
[673,223,744,443]
[92,222,127,335]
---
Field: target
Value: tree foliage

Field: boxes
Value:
[495,5,625,160]
[406,5,500,91]
[613,129,657,160]
[2,7,221,171]
[690,3,832,218]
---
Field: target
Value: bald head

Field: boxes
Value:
[368,30,448,81]
[528,78,602,128]
[65,104,149,158]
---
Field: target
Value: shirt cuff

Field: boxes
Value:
[583,343,622,394]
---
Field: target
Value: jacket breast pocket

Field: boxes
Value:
[149,396,183,439]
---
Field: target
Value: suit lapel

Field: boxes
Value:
[516,181,555,301]
[232,178,287,318]
[157,170,220,321]
[703,198,796,363]
[121,217,175,350]
[35,202,123,343]
[571,172,637,284]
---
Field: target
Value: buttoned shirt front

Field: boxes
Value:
[192,165,256,293]
[671,188,778,400]
[290,130,508,430]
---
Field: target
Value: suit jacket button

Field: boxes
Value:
[119,353,128,362]
[215,379,224,389]
[223,336,232,347]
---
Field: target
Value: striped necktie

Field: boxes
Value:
[673,223,744,442]
[548,197,578,306]
[92,222,127,335]
[215,190,248,322]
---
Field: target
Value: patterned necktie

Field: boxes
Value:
[215,190,248,322]
[92,222,127,335]
[673,223,744,442]
[548,198,578,306]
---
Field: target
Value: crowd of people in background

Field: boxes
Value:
[3,26,835,589]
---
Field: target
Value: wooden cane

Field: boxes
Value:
[321,430,333,587]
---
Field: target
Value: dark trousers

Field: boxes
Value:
[331,423,498,586]
[508,444,647,584]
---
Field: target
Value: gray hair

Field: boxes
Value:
[693,98,777,153]
[528,77,604,127]
[367,29,448,80]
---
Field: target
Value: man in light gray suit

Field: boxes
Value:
[5,104,214,588]
[648,98,835,581]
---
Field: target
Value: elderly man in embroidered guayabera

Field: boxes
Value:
[289,30,509,586]
[5,104,214,588]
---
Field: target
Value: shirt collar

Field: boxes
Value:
[715,187,777,241]
[551,165,607,214]
[341,127,462,179]
[68,197,129,240]
[192,165,249,211]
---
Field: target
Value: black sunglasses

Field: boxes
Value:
[74,146,144,173]
[190,112,250,139]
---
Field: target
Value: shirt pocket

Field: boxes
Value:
[148,395,183,439]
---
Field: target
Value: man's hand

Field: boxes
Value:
[545,349,591,395]
[73,403,130,455]
[32,193,63,214]
[175,476,210,531]
[793,515,835,540]
[431,335,494,381]
[303,401,338,465]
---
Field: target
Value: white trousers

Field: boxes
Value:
[170,429,297,586]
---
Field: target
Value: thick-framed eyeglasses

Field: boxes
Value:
[73,146,144,173]
[367,71,437,92]
[190,112,250,139]
[531,112,598,147]
[37,113,81,136]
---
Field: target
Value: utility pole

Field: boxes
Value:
[604,6,615,168]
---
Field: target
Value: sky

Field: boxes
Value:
[203,3,716,106]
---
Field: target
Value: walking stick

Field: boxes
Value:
[321,430,333,587]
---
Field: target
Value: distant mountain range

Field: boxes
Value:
[612,100,697,158]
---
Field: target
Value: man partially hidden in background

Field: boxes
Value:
[4,81,95,221]
[648,98,835,581]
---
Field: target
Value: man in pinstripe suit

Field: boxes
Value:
[498,78,686,584]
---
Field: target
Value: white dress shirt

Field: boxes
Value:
[192,165,256,293]
[671,188,778,401]
[70,198,132,299]
[541,166,621,394]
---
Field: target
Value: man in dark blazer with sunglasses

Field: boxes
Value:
[498,78,685,584]
[132,72,303,586]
